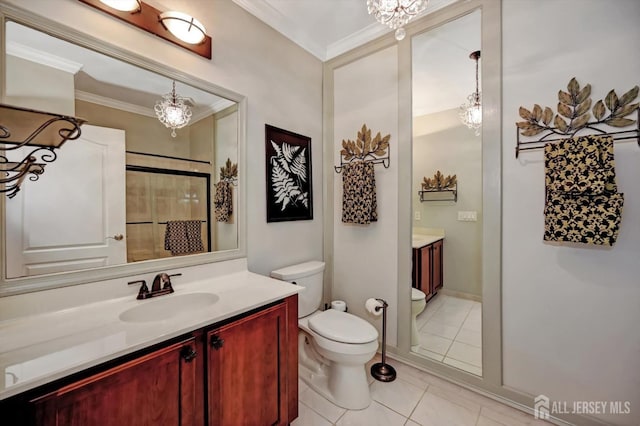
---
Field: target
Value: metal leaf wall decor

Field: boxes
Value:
[516,78,639,137]
[219,158,238,181]
[340,124,390,161]
[422,171,457,191]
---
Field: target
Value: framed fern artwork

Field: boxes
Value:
[265,125,313,222]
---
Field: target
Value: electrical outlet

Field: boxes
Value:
[414,211,421,220]
[457,211,478,221]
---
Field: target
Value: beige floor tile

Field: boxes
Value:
[293,402,333,426]
[455,328,482,347]
[370,377,425,417]
[446,341,482,367]
[420,320,460,339]
[410,390,480,426]
[336,400,407,426]
[476,416,505,426]
[413,346,445,362]
[405,419,421,426]
[418,332,453,355]
[299,386,346,423]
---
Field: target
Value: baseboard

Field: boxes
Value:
[440,288,482,302]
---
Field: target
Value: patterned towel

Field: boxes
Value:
[164,220,204,255]
[545,135,617,195]
[544,192,624,246]
[543,135,623,246]
[214,181,233,223]
[341,162,378,225]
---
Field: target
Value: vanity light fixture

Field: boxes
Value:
[0,104,86,198]
[98,0,141,12]
[159,11,207,45]
[367,0,429,41]
[459,50,482,136]
[78,0,212,59]
[154,81,193,138]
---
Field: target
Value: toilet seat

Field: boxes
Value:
[412,288,426,301]
[308,309,378,344]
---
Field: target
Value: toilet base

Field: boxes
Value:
[299,361,372,410]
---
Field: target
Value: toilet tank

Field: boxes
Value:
[270,261,325,318]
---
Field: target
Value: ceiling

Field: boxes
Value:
[232,0,479,117]
[232,0,458,61]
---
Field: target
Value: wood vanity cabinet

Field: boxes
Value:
[31,337,198,426]
[5,295,298,426]
[412,239,443,301]
[207,302,288,425]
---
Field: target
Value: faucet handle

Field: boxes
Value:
[164,273,182,290]
[128,280,149,299]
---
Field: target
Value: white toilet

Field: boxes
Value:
[271,261,379,410]
[411,288,427,347]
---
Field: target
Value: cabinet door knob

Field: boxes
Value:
[210,334,225,350]
[180,346,197,362]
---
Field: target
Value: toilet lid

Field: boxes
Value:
[308,309,378,344]
[412,288,426,301]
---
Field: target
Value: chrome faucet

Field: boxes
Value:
[128,273,182,299]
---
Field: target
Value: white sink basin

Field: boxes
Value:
[119,292,219,323]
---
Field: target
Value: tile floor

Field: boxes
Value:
[411,293,482,376]
[292,355,552,426]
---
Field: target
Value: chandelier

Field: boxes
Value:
[459,50,482,136]
[367,0,428,41]
[154,81,192,137]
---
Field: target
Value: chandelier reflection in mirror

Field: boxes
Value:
[154,81,193,138]
[459,50,482,136]
[367,0,428,41]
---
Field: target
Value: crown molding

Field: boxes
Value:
[6,41,84,74]
[232,0,326,60]
[233,0,458,61]
[75,90,155,117]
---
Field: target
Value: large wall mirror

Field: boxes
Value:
[410,10,483,376]
[0,5,246,296]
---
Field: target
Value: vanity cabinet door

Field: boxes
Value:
[432,240,443,292]
[207,302,288,426]
[32,337,198,426]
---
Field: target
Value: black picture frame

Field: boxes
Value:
[265,124,313,222]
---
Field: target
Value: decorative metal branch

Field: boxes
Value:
[421,171,457,191]
[218,157,238,183]
[514,78,639,158]
[335,123,391,173]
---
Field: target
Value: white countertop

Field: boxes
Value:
[0,270,300,400]
[412,234,444,248]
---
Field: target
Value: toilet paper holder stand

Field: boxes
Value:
[371,298,397,382]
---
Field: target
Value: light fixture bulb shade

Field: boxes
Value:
[459,92,482,136]
[367,0,428,30]
[98,0,141,12]
[159,11,207,45]
[154,82,193,138]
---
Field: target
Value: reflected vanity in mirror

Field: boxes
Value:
[410,10,483,376]
[0,10,245,295]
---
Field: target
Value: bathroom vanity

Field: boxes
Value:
[412,235,444,301]
[0,265,300,426]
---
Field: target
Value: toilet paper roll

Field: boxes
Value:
[331,300,347,312]
[365,298,383,316]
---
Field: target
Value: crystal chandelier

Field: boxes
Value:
[459,50,482,136]
[367,0,428,41]
[154,81,192,137]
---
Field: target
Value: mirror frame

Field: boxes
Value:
[0,3,247,297]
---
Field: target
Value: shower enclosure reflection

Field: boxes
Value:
[410,10,483,376]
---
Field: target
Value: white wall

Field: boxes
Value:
[413,109,482,297]
[333,45,399,345]
[502,1,640,425]
[3,0,324,277]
